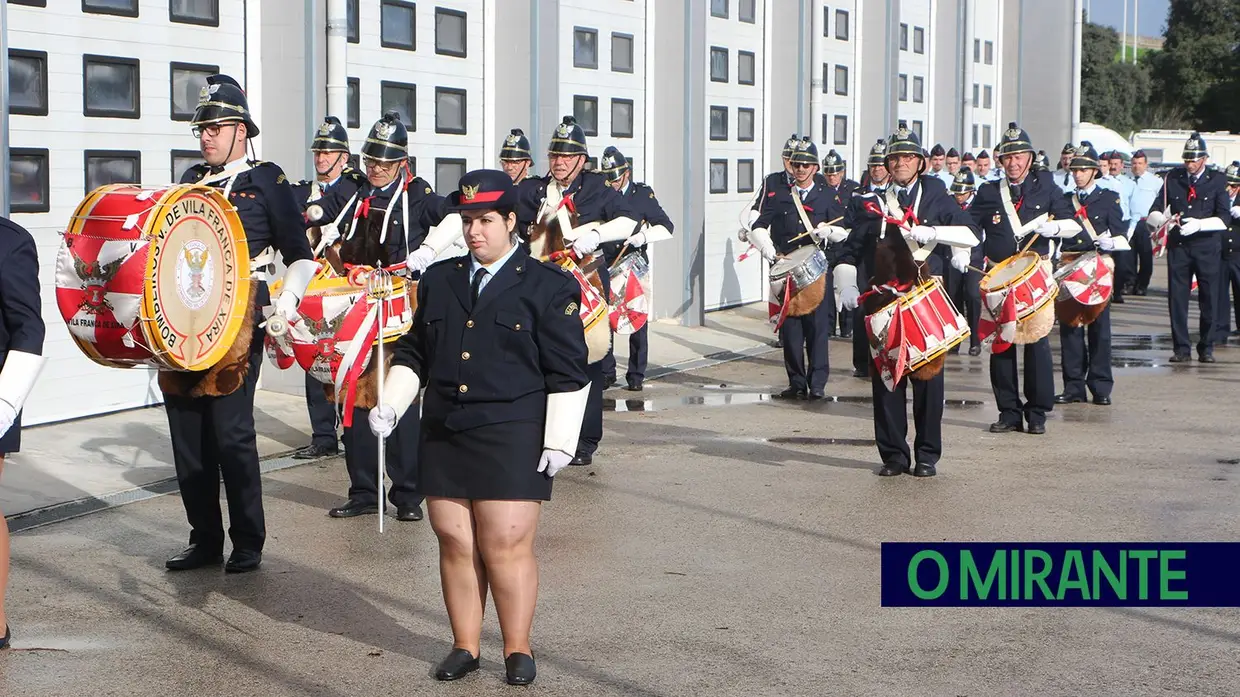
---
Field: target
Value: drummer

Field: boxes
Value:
[821,149,857,338]
[950,167,986,356]
[971,122,1081,436]
[838,139,894,377]
[598,146,674,392]
[749,138,847,400]
[166,74,320,573]
[1056,143,1122,407]
[834,121,979,477]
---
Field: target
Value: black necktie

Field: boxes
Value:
[898,187,912,208]
[1009,183,1022,200]
[470,267,488,304]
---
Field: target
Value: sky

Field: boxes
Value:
[1086,0,1170,38]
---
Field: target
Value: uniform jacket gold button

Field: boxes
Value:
[514,323,522,330]
[459,384,469,393]
[466,319,475,328]
[461,351,470,360]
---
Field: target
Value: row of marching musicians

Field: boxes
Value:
[739,119,1134,478]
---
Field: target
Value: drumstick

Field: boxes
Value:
[787,216,845,244]
[608,241,631,270]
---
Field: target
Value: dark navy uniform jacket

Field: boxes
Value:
[752,171,793,218]
[337,176,451,268]
[0,217,46,373]
[599,181,674,266]
[392,245,589,432]
[291,167,367,229]
[957,194,988,267]
[1225,188,1240,257]
[838,184,890,273]
[753,177,847,255]
[516,170,637,235]
[883,175,979,277]
[1148,166,1233,249]
[1060,187,1124,254]
[972,169,1077,261]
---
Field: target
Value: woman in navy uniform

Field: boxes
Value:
[598,145,674,392]
[369,170,589,685]
[749,138,848,399]
[1146,132,1232,363]
[0,215,47,649]
[949,167,986,355]
[835,122,979,477]
[971,123,1081,435]
[165,74,320,573]
[1056,144,1123,406]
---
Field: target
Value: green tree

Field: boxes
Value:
[1081,20,1152,135]
[1147,0,1240,130]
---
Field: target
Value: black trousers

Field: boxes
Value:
[851,309,871,374]
[989,336,1054,428]
[1112,249,1135,299]
[964,269,983,348]
[578,359,605,457]
[165,348,265,553]
[871,370,944,468]
[1059,305,1113,400]
[1132,220,1154,292]
[1167,235,1222,356]
[626,324,649,383]
[305,373,338,449]
[780,298,831,393]
[1213,252,1240,338]
[341,406,421,507]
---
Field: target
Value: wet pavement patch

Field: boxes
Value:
[766,436,876,447]
[604,393,985,411]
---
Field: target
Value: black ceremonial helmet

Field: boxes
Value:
[995,121,1035,159]
[499,128,533,162]
[1068,142,1102,174]
[361,111,408,162]
[548,115,588,157]
[1226,160,1240,185]
[867,139,888,167]
[885,120,926,175]
[311,116,350,153]
[192,73,259,137]
[950,167,978,195]
[782,134,800,161]
[600,146,631,183]
[821,149,846,175]
[1182,131,1208,161]
[789,137,819,166]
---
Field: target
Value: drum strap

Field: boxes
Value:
[884,185,930,260]
[1071,193,1099,241]
[250,247,277,282]
[313,190,360,257]
[199,160,254,200]
[790,186,816,236]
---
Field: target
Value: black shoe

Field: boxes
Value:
[1093,396,1112,406]
[570,454,593,466]
[624,380,644,392]
[395,504,423,521]
[1199,353,1217,363]
[1054,393,1086,404]
[1026,423,1047,435]
[878,463,906,477]
[604,375,618,389]
[808,391,825,401]
[968,345,982,357]
[989,421,1023,434]
[329,500,379,518]
[505,652,537,686]
[911,463,937,477]
[852,368,869,378]
[434,648,480,681]
[1169,353,1192,363]
[775,387,807,400]
[292,443,338,460]
[1,625,10,650]
[165,544,224,571]
[225,549,262,574]
[1111,295,1125,304]
[840,331,853,339]
[1135,288,1148,296]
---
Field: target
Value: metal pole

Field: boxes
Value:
[1121,0,1127,63]
[1132,0,1139,64]
[796,0,805,136]
[326,0,348,120]
[1071,0,1083,143]
[1,0,11,217]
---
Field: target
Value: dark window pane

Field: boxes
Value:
[84,57,139,118]
[381,0,416,50]
[574,28,598,69]
[612,33,634,73]
[573,96,598,136]
[171,0,218,24]
[833,115,847,145]
[738,51,755,85]
[900,24,908,50]
[435,87,467,134]
[435,158,467,193]
[611,99,634,138]
[380,81,416,130]
[914,26,924,54]
[913,76,924,103]
[84,0,137,16]
[10,149,49,213]
[347,0,359,42]
[711,0,727,18]
[8,50,48,115]
[835,10,849,40]
[435,8,467,57]
[738,159,754,192]
[985,40,994,64]
[709,106,727,141]
[171,150,201,182]
[898,74,907,101]
[170,63,217,120]
[347,77,360,128]
[709,159,728,194]
[834,65,848,96]
[738,108,754,141]
[85,151,140,193]
[710,47,728,82]
[739,0,755,23]
[984,85,992,109]
[911,121,923,140]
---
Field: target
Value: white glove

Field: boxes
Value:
[833,263,860,310]
[274,290,300,320]
[0,401,16,438]
[1179,218,1202,235]
[1035,221,1065,238]
[571,230,602,256]
[626,231,647,247]
[908,225,936,245]
[368,405,397,438]
[1096,234,1116,251]
[536,448,574,477]
[406,245,437,274]
[1231,206,1240,219]
[747,227,777,262]
[951,248,970,273]
[839,284,860,310]
[826,226,850,244]
[1146,210,1168,230]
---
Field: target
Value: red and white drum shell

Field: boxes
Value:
[979,251,1057,321]
[867,278,970,373]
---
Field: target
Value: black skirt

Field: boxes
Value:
[0,411,23,454]
[419,418,551,501]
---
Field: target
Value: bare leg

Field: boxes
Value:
[427,497,487,656]
[474,500,542,657]
[0,455,8,633]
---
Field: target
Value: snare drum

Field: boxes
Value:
[609,251,652,335]
[56,184,251,371]
[979,251,1057,344]
[770,245,828,318]
[1054,250,1114,327]
[866,278,969,389]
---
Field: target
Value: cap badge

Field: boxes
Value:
[318,122,333,136]
[376,121,395,139]
[460,183,480,201]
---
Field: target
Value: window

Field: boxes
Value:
[584,157,598,171]
[709,159,728,194]
[983,124,992,148]
[834,65,848,96]
[737,50,756,85]
[899,24,908,51]
[84,150,140,194]
[347,0,359,43]
[612,33,634,73]
[985,40,994,64]
[738,107,755,142]
[347,77,360,128]
[434,158,467,193]
[983,84,993,109]
[710,46,728,82]
[435,87,467,134]
[974,39,981,63]
[710,0,727,19]
[833,115,847,145]
[381,0,416,51]
[611,98,634,138]
[83,0,138,17]
[435,8,467,57]
[898,74,907,102]
[380,81,417,130]
[972,124,979,148]
[407,157,418,177]
[913,76,924,103]
[171,150,201,183]
[709,105,728,141]
[739,0,755,23]
[170,62,218,121]
[170,0,219,26]
[821,113,830,144]
[738,159,755,193]
[573,95,598,136]
[914,26,925,54]
[8,49,48,116]
[821,64,830,94]
[911,121,923,141]
[9,148,49,214]
[972,83,980,107]
[822,6,830,36]
[574,28,598,69]
[8,0,47,6]
[83,55,140,118]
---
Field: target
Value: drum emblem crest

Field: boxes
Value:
[176,240,214,311]
[73,255,124,314]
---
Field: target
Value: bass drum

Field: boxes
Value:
[56,184,251,371]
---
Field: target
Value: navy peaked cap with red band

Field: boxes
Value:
[448,169,517,211]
